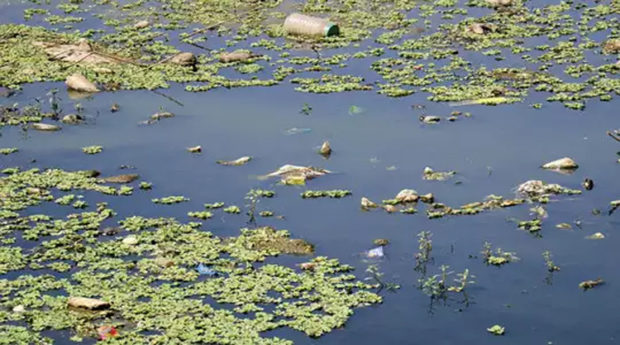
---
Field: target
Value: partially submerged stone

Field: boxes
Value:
[585,232,605,240]
[150,112,175,121]
[420,115,440,124]
[67,297,110,310]
[300,262,316,270]
[542,157,578,170]
[384,205,397,213]
[419,193,434,203]
[187,145,202,153]
[319,141,332,156]
[373,238,389,246]
[361,197,378,209]
[134,20,150,29]
[154,257,174,268]
[66,73,99,93]
[61,114,84,124]
[603,39,620,54]
[486,0,512,6]
[264,164,329,184]
[582,178,594,190]
[0,87,14,98]
[468,23,492,35]
[219,51,255,63]
[217,156,252,166]
[31,123,60,132]
[395,189,419,203]
[101,174,139,184]
[122,235,139,246]
[423,167,455,181]
[579,278,604,290]
[170,52,196,66]
[516,180,581,197]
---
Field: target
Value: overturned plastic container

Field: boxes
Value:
[283,13,339,38]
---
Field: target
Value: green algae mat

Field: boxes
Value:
[0,168,381,344]
[0,0,618,110]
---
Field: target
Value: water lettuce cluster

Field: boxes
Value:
[0,168,381,344]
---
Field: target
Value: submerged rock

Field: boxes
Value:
[170,52,196,66]
[67,297,110,310]
[134,20,150,29]
[361,197,378,209]
[373,238,389,246]
[217,156,252,166]
[582,178,594,190]
[101,174,139,184]
[150,112,175,121]
[395,189,419,203]
[30,123,60,131]
[603,39,620,54]
[419,115,440,124]
[384,205,397,213]
[219,51,255,63]
[486,0,512,6]
[264,164,329,184]
[468,23,492,34]
[187,145,202,153]
[61,114,84,124]
[122,235,139,246]
[319,141,332,156]
[516,180,581,197]
[419,193,434,203]
[66,73,99,93]
[542,157,578,170]
[154,257,174,268]
[579,278,604,290]
[0,87,14,98]
[585,232,605,240]
[423,167,456,181]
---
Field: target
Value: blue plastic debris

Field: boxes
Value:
[366,246,384,258]
[196,263,217,276]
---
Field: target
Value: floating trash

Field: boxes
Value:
[65,73,99,93]
[196,263,217,277]
[285,127,312,135]
[486,324,505,335]
[283,13,339,38]
[217,156,252,166]
[585,232,605,240]
[348,105,364,115]
[366,246,384,258]
[97,325,118,340]
[579,278,604,290]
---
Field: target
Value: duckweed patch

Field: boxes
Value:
[0,0,616,109]
[301,190,352,199]
[81,145,102,155]
[152,195,189,204]
[0,148,18,155]
[0,168,381,344]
